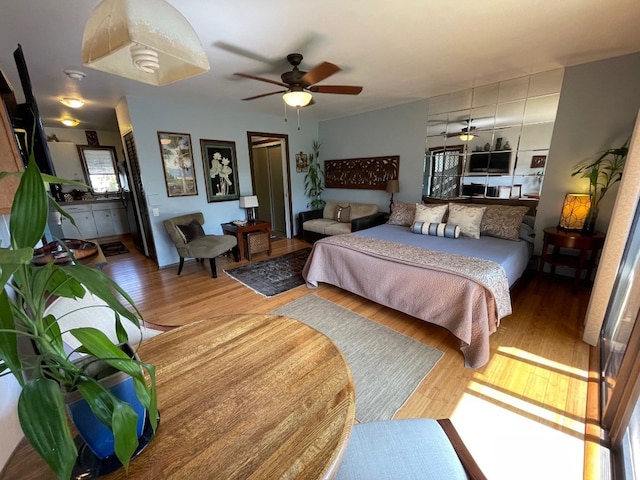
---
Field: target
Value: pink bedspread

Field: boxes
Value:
[302,236,511,368]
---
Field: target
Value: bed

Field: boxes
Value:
[302,199,536,368]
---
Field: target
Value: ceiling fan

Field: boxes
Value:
[234,53,363,107]
[443,120,478,140]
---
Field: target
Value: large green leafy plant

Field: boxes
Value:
[303,140,325,209]
[571,138,630,210]
[0,157,158,479]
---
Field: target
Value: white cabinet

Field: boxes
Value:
[60,205,98,239]
[59,202,130,239]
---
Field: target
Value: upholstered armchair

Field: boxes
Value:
[163,213,237,278]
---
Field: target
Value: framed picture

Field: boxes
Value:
[158,132,198,197]
[296,152,308,172]
[200,139,240,202]
[530,155,547,168]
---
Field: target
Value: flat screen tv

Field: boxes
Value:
[468,151,511,173]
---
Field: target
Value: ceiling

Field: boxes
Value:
[1,0,640,133]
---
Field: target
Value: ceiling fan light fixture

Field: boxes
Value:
[283,90,313,108]
[81,0,210,86]
[459,133,475,141]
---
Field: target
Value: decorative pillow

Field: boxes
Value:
[411,222,461,239]
[176,220,205,243]
[387,201,416,226]
[447,203,486,239]
[478,205,529,241]
[413,203,448,224]
[334,205,351,223]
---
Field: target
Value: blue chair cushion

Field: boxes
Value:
[335,419,469,480]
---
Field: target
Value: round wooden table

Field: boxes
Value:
[1,315,355,480]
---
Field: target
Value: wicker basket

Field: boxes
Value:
[245,231,270,260]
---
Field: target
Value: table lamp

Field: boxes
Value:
[386,180,399,213]
[239,195,259,222]
[558,193,591,230]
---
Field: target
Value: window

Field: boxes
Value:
[427,146,463,198]
[77,145,120,193]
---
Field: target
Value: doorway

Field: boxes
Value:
[246,132,293,239]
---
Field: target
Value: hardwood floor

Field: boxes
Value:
[101,235,591,480]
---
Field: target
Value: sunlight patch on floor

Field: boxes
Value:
[452,394,584,480]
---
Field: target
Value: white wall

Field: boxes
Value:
[121,95,318,267]
[536,52,640,252]
[318,100,428,211]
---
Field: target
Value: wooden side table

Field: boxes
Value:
[539,227,606,284]
[221,220,272,261]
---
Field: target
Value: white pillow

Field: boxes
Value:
[447,203,486,239]
[413,204,448,224]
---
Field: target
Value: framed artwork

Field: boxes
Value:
[296,152,308,172]
[200,139,240,202]
[158,132,198,197]
[530,155,547,168]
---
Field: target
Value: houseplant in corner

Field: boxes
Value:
[304,140,325,209]
[0,156,158,479]
[571,138,629,233]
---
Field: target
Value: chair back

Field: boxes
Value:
[163,213,205,246]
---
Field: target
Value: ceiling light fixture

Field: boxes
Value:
[60,97,85,108]
[459,133,475,141]
[283,89,313,108]
[81,0,210,86]
[61,118,79,127]
[64,69,86,81]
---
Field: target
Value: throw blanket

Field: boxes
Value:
[303,234,512,368]
[319,235,511,320]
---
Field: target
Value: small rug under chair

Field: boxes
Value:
[99,241,129,257]
[271,295,444,422]
[223,247,311,297]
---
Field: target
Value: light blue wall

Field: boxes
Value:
[318,100,428,212]
[122,96,318,267]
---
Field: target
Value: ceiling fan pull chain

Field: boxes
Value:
[284,103,288,123]
[297,107,301,130]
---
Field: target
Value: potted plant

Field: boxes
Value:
[303,140,325,209]
[571,138,630,232]
[0,156,158,479]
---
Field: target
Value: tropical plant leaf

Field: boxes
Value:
[18,378,77,480]
[111,400,140,469]
[0,289,22,382]
[77,378,116,428]
[10,158,48,249]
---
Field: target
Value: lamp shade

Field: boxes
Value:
[283,90,313,108]
[239,195,259,208]
[385,179,399,194]
[558,193,591,230]
[82,0,210,86]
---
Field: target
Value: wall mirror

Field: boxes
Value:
[423,69,563,201]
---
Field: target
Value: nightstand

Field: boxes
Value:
[539,227,606,284]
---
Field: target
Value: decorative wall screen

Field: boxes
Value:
[324,155,399,189]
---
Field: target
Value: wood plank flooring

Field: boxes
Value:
[100,235,592,480]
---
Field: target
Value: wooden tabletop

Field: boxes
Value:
[1,315,355,480]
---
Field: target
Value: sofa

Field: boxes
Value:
[299,200,387,243]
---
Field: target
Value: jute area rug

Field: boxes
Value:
[271,295,443,422]
[223,248,311,297]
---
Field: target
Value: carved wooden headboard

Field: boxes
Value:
[325,156,399,189]
[422,196,539,217]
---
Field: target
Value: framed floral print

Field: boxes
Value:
[200,139,240,202]
[158,131,198,197]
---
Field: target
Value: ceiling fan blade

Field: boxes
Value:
[301,62,341,86]
[308,85,363,95]
[234,73,289,88]
[242,90,287,101]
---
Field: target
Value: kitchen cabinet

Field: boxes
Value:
[59,202,130,239]
[0,101,23,215]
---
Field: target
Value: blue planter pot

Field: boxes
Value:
[66,344,146,460]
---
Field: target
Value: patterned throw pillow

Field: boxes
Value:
[447,203,486,239]
[411,222,461,238]
[334,205,351,223]
[478,205,530,241]
[413,203,448,224]
[176,220,205,243]
[387,201,416,226]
